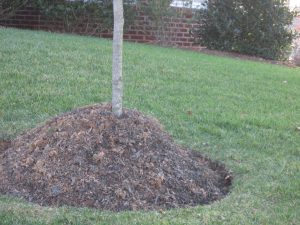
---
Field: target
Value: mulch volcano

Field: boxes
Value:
[0,104,232,211]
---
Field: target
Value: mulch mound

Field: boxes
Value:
[0,104,232,211]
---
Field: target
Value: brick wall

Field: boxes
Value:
[0,5,199,47]
[294,15,300,32]
[0,6,64,31]
[2,5,298,49]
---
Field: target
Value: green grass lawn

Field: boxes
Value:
[0,28,299,225]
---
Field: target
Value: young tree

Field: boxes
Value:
[112,0,124,117]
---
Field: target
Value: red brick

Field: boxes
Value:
[184,14,193,19]
[101,34,113,38]
[145,35,156,41]
[137,30,148,35]
[130,25,144,30]
[176,33,184,37]
[130,35,144,40]
[123,34,131,39]
[180,28,188,32]
[126,30,137,35]
[182,43,192,46]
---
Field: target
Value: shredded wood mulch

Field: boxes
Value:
[0,104,232,211]
[0,140,10,154]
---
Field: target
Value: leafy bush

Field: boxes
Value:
[139,0,193,45]
[0,0,29,19]
[35,0,136,34]
[195,0,298,60]
[139,0,175,45]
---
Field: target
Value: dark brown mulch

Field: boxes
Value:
[0,104,232,212]
[0,140,11,154]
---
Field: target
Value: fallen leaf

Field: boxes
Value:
[115,188,126,199]
[93,151,105,162]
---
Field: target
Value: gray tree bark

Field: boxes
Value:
[112,0,124,117]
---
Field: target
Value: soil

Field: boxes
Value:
[0,104,232,211]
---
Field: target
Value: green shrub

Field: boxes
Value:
[138,0,194,45]
[139,0,180,45]
[195,0,298,60]
[0,0,29,19]
[35,0,136,34]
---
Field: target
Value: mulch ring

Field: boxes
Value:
[0,104,232,212]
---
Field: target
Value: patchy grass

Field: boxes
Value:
[0,28,299,225]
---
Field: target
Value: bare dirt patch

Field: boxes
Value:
[0,104,232,211]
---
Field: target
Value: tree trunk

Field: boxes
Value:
[112,0,124,117]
